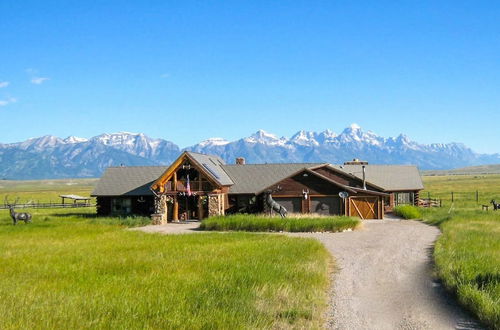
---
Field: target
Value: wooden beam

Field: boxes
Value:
[173,195,179,221]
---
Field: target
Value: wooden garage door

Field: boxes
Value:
[310,197,341,215]
[273,197,302,213]
[349,197,379,219]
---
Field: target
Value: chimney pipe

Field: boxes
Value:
[362,165,366,190]
[236,157,245,165]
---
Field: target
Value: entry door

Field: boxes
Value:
[349,197,379,219]
[310,197,341,215]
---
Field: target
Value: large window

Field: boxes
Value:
[395,192,415,206]
[112,198,132,214]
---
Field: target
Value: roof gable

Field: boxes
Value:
[221,163,322,194]
[151,151,233,192]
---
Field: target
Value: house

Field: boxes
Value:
[91,151,423,221]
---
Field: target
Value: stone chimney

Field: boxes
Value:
[235,157,246,165]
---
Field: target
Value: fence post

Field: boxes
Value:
[451,191,454,202]
[476,190,479,204]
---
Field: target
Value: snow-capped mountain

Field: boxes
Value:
[0,125,498,179]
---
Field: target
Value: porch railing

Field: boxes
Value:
[164,181,212,192]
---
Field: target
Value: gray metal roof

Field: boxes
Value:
[221,163,321,194]
[91,166,167,196]
[186,152,234,186]
[328,164,424,191]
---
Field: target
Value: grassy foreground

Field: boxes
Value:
[200,214,359,232]
[0,208,330,329]
[421,209,500,329]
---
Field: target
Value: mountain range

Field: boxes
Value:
[1,124,499,179]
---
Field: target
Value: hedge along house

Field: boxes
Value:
[91,151,424,221]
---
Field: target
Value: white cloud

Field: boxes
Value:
[160,73,170,78]
[0,97,17,107]
[31,77,50,85]
[0,81,9,88]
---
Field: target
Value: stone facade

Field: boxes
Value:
[208,194,225,217]
[152,194,168,224]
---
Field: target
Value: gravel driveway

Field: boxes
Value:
[289,219,482,330]
[133,219,482,329]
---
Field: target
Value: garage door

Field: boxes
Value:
[310,197,341,215]
[273,197,302,213]
[349,197,379,219]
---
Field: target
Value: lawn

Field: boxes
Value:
[421,174,500,329]
[0,208,331,329]
[201,214,359,232]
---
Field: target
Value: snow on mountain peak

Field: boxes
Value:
[245,130,287,146]
[290,130,319,146]
[349,123,361,130]
[64,136,88,144]
[199,137,230,147]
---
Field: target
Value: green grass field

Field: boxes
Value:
[0,178,97,204]
[421,174,500,208]
[421,174,500,329]
[0,180,331,329]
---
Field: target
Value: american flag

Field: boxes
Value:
[186,174,191,196]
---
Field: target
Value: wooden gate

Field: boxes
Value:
[349,197,379,219]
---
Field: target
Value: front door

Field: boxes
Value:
[177,195,206,221]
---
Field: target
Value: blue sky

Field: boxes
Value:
[0,1,499,153]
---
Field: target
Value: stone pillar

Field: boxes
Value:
[208,194,223,217]
[152,194,168,225]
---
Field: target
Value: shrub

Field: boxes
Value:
[200,214,359,232]
[393,205,421,219]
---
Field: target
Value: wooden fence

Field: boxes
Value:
[0,202,95,210]
[418,198,442,208]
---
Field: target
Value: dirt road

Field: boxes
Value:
[290,219,482,330]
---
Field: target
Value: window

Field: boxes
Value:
[112,198,132,214]
[395,192,414,206]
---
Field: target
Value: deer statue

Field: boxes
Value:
[491,200,500,211]
[4,196,32,225]
[265,187,288,218]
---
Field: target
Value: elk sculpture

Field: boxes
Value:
[265,187,288,218]
[4,196,32,225]
[491,200,500,211]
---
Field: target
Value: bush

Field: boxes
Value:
[393,205,421,219]
[200,214,359,232]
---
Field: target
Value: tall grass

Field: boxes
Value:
[200,214,359,232]
[0,208,330,328]
[421,208,500,329]
[393,205,421,219]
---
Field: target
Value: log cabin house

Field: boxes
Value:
[91,151,423,222]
